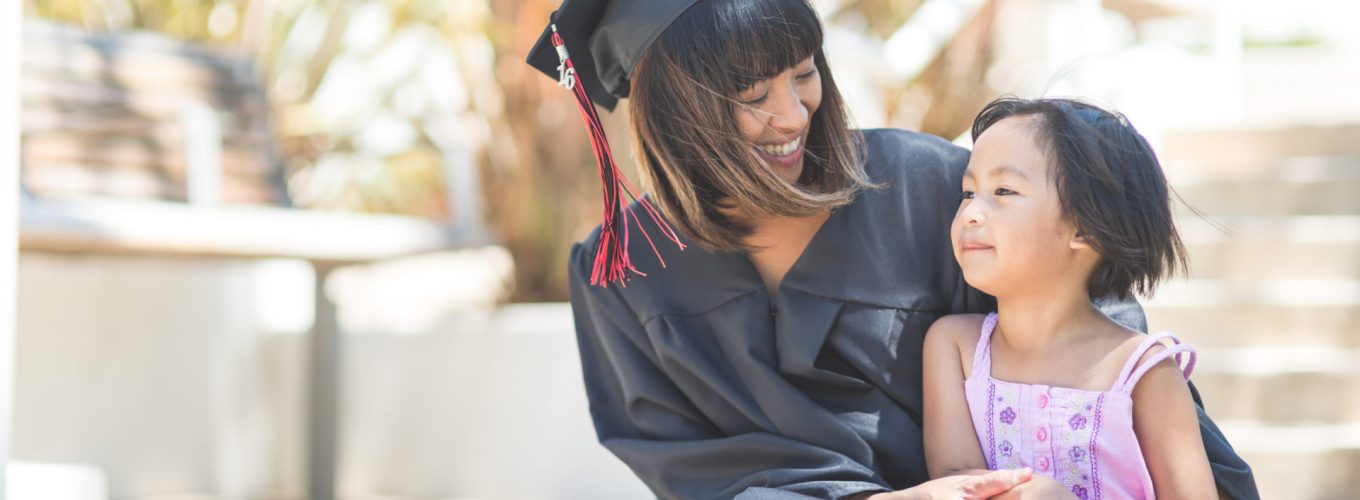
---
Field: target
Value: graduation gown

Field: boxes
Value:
[567,129,1258,499]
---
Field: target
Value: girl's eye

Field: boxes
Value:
[994,187,1017,196]
[796,69,818,81]
[961,190,975,200]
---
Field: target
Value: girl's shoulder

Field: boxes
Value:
[925,313,988,375]
[928,313,987,339]
[1119,330,1197,392]
[1096,324,1196,394]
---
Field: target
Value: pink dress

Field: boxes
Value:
[963,313,1197,500]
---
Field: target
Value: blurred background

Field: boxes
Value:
[3,0,1358,498]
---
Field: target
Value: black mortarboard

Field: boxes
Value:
[525,0,699,287]
[526,0,701,112]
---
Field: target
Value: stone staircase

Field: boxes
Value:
[1147,125,1360,500]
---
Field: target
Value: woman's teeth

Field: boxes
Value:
[757,137,801,156]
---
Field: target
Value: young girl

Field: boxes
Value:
[922,97,1219,499]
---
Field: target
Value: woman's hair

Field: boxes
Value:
[628,0,873,252]
[970,97,1188,300]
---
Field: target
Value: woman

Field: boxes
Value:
[527,0,1257,498]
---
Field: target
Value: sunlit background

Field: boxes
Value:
[4,0,1359,498]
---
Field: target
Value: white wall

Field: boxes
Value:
[15,254,273,497]
[13,252,647,499]
[337,304,648,499]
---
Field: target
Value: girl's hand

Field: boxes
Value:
[853,468,1033,500]
[987,474,1077,500]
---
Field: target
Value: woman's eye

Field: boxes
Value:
[796,69,818,81]
[994,187,1016,196]
[740,93,768,105]
[961,190,975,200]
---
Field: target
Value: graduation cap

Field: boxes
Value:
[526,0,699,287]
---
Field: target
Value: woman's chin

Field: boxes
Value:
[775,162,804,184]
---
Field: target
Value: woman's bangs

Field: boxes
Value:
[676,0,823,93]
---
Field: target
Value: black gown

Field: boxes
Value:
[567,129,1258,499]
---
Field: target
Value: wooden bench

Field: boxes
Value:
[16,20,488,499]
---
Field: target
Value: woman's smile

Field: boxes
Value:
[754,134,805,168]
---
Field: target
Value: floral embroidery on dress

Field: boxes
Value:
[989,383,1024,470]
[1089,394,1107,500]
[1069,413,1088,431]
[1069,445,1086,462]
[1052,391,1102,500]
[1072,485,1089,500]
[985,382,997,469]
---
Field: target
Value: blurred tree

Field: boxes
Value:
[826,0,927,39]
[25,0,998,301]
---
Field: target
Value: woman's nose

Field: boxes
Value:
[766,86,808,133]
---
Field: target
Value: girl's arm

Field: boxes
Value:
[1132,348,1219,499]
[922,315,990,478]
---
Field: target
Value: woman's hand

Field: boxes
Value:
[987,474,1077,500]
[851,468,1033,500]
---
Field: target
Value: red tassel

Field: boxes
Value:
[552,26,685,287]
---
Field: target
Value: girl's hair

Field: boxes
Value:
[971,97,1188,300]
[628,0,873,252]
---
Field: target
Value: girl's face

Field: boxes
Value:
[951,116,1092,298]
[735,56,822,185]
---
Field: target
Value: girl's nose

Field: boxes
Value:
[961,202,985,226]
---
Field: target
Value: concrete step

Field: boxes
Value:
[1240,449,1360,500]
[1189,348,1360,423]
[1163,127,1360,180]
[1168,157,1360,215]
[1145,279,1360,349]
[1174,181,1360,217]
[1177,216,1360,281]
[1218,421,1360,500]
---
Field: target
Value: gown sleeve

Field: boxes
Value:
[568,243,894,500]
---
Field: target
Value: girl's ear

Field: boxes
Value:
[1070,231,1094,251]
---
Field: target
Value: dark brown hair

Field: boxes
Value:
[628,0,873,252]
[971,97,1187,299]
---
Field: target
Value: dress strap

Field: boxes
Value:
[969,313,999,380]
[1111,331,1197,393]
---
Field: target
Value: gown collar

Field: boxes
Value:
[617,181,934,320]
